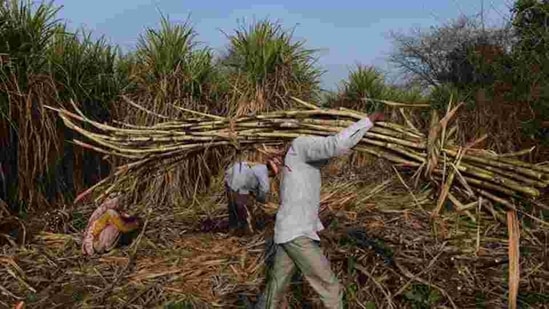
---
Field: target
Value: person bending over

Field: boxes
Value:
[225,157,281,235]
[82,194,141,256]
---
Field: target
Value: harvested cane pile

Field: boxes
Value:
[48,98,549,214]
[25,97,546,308]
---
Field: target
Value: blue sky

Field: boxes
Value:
[51,0,512,90]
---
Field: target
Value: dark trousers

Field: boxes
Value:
[226,185,250,230]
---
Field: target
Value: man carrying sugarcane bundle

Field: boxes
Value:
[255,112,385,308]
[225,157,282,235]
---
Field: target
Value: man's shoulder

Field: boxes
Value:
[286,136,322,162]
[251,163,268,173]
[292,135,325,148]
[227,161,251,170]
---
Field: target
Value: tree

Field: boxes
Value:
[512,0,549,55]
[510,0,549,142]
[389,16,514,89]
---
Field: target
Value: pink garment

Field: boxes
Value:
[94,225,121,253]
[81,197,121,255]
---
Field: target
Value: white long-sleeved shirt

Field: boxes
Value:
[274,117,374,244]
[225,162,270,203]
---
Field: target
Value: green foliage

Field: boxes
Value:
[384,84,428,104]
[225,19,320,85]
[0,0,60,79]
[319,89,338,108]
[47,26,122,119]
[517,292,549,307]
[341,65,386,102]
[365,301,377,309]
[26,292,38,303]
[343,282,359,306]
[428,84,471,111]
[512,0,549,55]
[474,291,487,308]
[164,301,195,309]
[0,0,62,208]
[71,290,84,302]
[132,14,220,104]
[389,2,549,148]
[0,0,128,208]
[136,15,196,78]
[510,0,549,144]
[404,283,442,309]
[223,19,322,112]
[521,117,549,146]
[71,211,86,231]
[329,64,387,112]
[331,64,428,112]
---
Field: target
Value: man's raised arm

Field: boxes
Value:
[297,113,384,162]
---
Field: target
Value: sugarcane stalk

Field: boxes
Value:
[279,120,425,143]
[446,125,458,143]
[51,98,549,209]
[458,161,548,189]
[432,172,517,197]
[443,148,544,180]
[62,107,193,136]
[447,192,477,222]
[355,146,421,167]
[171,104,225,120]
[489,155,549,175]
[375,121,425,138]
[475,189,517,210]
[373,98,431,108]
[507,209,520,309]
[496,146,535,158]
[398,108,422,135]
[433,148,464,216]
[462,146,549,174]
[451,163,540,197]
[362,139,426,162]
[364,132,425,149]
[122,95,177,120]
[369,126,424,142]
[62,114,544,199]
[299,123,342,134]
[299,118,355,127]
[290,96,320,110]
[244,109,361,121]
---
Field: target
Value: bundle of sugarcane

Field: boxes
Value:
[46,98,549,218]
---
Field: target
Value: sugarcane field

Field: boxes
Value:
[1,0,549,308]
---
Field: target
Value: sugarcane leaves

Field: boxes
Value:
[426,109,441,178]
[433,148,464,216]
[426,100,464,178]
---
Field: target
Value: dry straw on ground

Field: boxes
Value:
[0,177,547,308]
[1,97,547,308]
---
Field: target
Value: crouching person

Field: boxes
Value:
[82,194,141,256]
[225,158,281,235]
